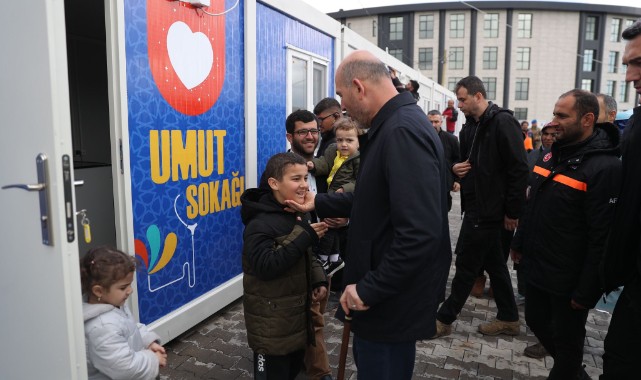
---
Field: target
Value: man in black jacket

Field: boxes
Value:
[511,89,621,379]
[600,19,641,380]
[428,109,460,211]
[286,50,451,380]
[313,97,342,194]
[434,76,528,339]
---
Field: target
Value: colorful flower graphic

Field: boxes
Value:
[135,224,178,274]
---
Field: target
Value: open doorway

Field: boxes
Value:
[64,0,117,254]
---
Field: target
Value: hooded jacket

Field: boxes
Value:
[512,122,622,308]
[458,102,529,223]
[83,302,160,380]
[240,188,326,355]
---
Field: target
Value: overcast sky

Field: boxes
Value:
[301,0,638,14]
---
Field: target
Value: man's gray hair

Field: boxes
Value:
[338,59,390,87]
[596,93,618,115]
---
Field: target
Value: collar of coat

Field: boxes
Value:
[367,91,417,140]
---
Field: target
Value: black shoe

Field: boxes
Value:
[326,259,345,277]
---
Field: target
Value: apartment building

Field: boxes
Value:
[330,1,641,122]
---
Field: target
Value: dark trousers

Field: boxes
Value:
[437,215,519,324]
[253,350,304,380]
[601,284,641,379]
[525,285,589,380]
[352,335,415,380]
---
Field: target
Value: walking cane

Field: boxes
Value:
[337,314,352,380]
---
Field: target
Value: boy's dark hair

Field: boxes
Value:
[622,19,641,40]
[80,246,136,295]
[559,89,600,122]
[455,76,487,99]
[264,152,306,183]
[313,98,341,116]
[286,109,317,134]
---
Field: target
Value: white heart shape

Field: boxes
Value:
[166,21,213,90]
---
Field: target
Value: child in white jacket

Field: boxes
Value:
[80,247,167,380]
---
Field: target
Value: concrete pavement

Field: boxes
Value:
[159,193,611,379]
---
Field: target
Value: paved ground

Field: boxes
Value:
[160,193,611,379]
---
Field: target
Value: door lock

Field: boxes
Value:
[1,154,52,245]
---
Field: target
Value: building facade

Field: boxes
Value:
[331,1,641,122]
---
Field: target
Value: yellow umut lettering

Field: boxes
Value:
[148,129,227,184]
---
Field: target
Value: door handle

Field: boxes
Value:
[2,183,45,191]
[1,154,53,245]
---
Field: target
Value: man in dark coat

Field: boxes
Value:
[313,97,342,194]
[428,109,460,211]
[600,19,641,379]
[286,50,451,380]
[511,89,621,379]
[434,75,528,339]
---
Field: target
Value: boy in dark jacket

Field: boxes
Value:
[240,152,328,380]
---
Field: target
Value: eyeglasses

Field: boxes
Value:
[317,112,341,122]
[292,128,320,137]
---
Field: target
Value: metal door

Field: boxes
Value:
[0,0,87,378]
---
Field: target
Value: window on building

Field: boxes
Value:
[483,47,498,69]
[605,80,616,97]
[484,13,499,38]
[449,47,464,69]
[626,19,635,29]
[419,14,434,39]
[389,48,403,61]
[514,107,528,120]
[287,48,328,113]
[515,78,529,100]
[390,17,403,40]
[517,13,532,38]
[583,49,595,72]
[516,47,531,70]
[450,14,465,38]
[419,48,433,70]
[447,77,462,92]
[585,16,598,41]
[608,52,618,73]
[483,77,497,100]
[581,79,593,92]
[611,18,621,42]
[620,81,630,102]
[372,20,377,37]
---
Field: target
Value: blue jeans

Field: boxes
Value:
[352,335,415,380]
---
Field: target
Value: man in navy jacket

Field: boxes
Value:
[286,50,451,379]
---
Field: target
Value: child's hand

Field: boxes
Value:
[307,161,315,170]
[148,342,166,355]
[312,286,327,302]
[335,187,344,193]
[310,222,328,239]
[154,350,168,367]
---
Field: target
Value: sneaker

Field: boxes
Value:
[515,293,526,306]
[478,319,520,336]
[326,259,345,277]
[523,342,549,359]
[471,275,487,297]
[431,320,452,339]
[319,258,330,272]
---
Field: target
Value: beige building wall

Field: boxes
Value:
[510,10,580,123]
[345,16,378,46]
[602,14,638,111]
[413,11,440,83]
[474,10,508,106]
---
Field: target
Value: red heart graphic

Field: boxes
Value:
[147,0,226,116]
